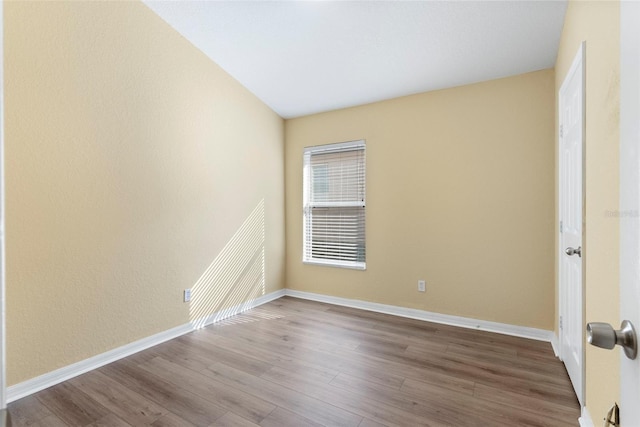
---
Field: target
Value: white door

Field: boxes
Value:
[559,42,585,406]
[620,1,640,422]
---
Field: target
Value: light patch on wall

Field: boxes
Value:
[189,199,265,328]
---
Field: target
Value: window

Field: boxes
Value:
[303,140,366,269]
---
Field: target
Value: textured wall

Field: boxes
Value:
[555,0,620,421]
[285,70,555,330]
[4,1,285,385]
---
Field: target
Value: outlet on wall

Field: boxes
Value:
[418,280,426,292]
[184,288,192,302]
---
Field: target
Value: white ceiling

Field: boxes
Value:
[144,1,567,119]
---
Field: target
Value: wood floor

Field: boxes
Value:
[9,296,580,426]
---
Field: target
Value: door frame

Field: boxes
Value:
[558,41,586,407]
[0,0,7,409]
[619,0,640,422]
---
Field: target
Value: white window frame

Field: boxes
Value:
[303,140,366,270]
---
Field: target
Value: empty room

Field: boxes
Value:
[1,0,638,426]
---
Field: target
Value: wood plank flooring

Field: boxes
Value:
[8,296,580,426]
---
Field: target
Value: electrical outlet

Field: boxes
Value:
[418,280,426,292]
[184,288,191,302]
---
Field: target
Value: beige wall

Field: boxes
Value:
[4,1,285,385]
[285,70,556,330]
[555,0,620,420]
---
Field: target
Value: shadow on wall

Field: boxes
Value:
[189,199,265,328]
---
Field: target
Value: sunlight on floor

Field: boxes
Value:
[214,307,287,327]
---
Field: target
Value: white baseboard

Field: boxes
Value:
[6,288,285,403]
[551,333,560,357]
[7,287,555,403]
[284,289,555,343]
[579,406,594,427]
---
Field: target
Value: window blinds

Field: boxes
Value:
[303,140,366,269]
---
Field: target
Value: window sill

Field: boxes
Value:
[303,259,366,270]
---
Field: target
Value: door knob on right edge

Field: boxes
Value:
[586,320,637,360]
[565,246,582,257]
